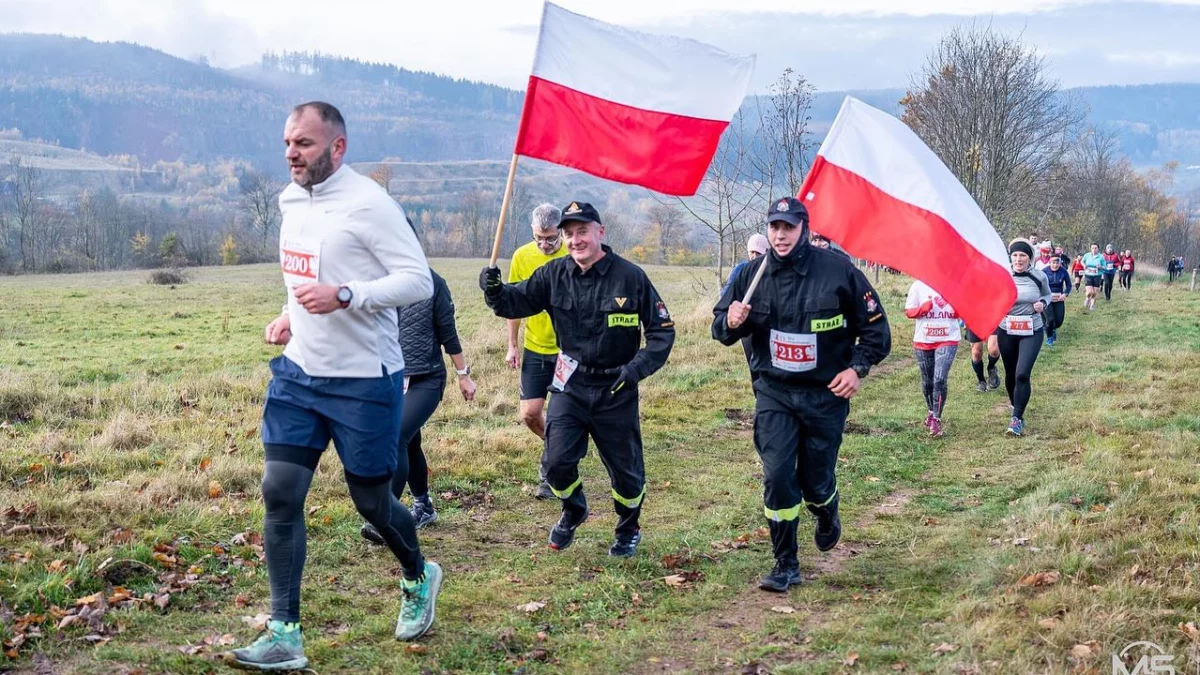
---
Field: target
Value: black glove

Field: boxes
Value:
[610,365,640,394]
[479,266,502,302]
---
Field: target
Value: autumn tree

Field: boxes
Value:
[901,25,1085,233]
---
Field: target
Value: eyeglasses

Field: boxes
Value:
[534,235,560,245]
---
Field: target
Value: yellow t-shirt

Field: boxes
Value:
[509,240,568,355]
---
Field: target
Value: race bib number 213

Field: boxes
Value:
[770,330,818,373]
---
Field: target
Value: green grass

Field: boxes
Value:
[1,262,1198,674]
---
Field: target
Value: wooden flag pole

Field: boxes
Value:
[741,255,769,305]
[488,154,521,268]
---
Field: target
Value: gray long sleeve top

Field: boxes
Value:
[1007,268,1053,331]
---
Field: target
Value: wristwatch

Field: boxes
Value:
[455,365,471,377]
[851,363,869,379]
[336,286,353,309]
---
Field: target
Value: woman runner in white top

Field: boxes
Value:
[904,280,961,438]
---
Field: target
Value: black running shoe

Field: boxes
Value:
[534,481,555,500]
[758,561,802,592]
[548,506,589,551]
[608,531,641,558]
[814,511,841,552]
[360,522,385,546]
[986,367,1000,390]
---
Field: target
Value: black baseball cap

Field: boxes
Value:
[767,196,809,226]
[558,201,602,227]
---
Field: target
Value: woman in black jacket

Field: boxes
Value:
[363,269,476,541]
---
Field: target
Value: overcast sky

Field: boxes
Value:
[3,0,1200,91]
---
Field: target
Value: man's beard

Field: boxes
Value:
[298,146,335,188]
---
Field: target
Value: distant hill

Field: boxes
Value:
[0,33,1198,184]
[0,34,520,167]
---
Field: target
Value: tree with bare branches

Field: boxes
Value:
[754,68,816,202]
[900,25,1085,234]
[675,112,765,282]
[238,169,283,260]
[7,157,44,272]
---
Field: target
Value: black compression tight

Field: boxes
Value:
[996,329,1043,421]
[393,372,444,499]
[262,444,425,623]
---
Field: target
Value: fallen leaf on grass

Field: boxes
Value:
[865,476,881,483]
[1179,622,1200,641]
[177,644,206,656]
[770,606,796,614]
[197,457,212,472]
[844,651,859,667]
[241,614,270,631]
[46,559,68,573]
[932,643,958,655]
[1069,495,1083,506]
[661,553,688,569]
[1038,617,1061,630]
[891,663,907,672]
[307,505,322,516]
[1013,537,1030,546]
[1070,641,1100,661]
[1017,570,1061,587]
[207,481,224,499]
[405,644,427,654]
[1090,504,1109,513]
[204,633,236,647]
[517,601,546,613]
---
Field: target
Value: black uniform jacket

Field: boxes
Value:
[487,246,675,380]
[712,242,891,387]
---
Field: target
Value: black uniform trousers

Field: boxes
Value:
[753,378,849,565]
[544,372,645,534]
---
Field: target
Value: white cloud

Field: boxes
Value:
[3,0,1200,89]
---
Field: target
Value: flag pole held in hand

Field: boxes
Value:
[488,154,520,268]
[742,255,769,305]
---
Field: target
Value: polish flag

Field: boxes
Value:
[515,2,755,196]
[799,97,1015,337]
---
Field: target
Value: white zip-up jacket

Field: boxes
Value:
[278,165,432,378]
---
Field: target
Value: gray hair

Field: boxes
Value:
[531,203,561,232]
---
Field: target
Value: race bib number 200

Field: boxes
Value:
[281,238,321,287]
[770,329,817,372]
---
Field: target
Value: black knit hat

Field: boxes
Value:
[1008,239,1034,258]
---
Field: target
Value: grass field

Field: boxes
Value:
[1,260,1199,675]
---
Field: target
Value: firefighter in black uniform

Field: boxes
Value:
[712,197,891,592]
[480,201,675,558]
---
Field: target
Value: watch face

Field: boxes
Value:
[337,287,352,302]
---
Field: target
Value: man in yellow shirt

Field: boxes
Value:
[507,203,569,499]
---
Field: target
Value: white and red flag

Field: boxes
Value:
[514,2,755,196]
[799,96,1015,336]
